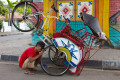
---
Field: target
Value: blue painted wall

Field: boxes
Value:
[32,31,43,45]
[109,27,120,48]
[57,21,120,48]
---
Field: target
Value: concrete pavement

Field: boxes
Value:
[0,33,31,42]
[0,32,120,70]
[0,62,120,80]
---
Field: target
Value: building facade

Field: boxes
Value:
[32,0,120,48]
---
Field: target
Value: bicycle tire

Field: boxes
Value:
[11,1,40,32]
[40,45,70,76]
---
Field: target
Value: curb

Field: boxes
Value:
[1,54,120,70]
[0,55,19,62]
[86,60,120,70]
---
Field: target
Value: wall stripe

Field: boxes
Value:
[103,0,109,38]
[43,0,49,35]
[53,3,57,33]
[99,0,103,30]
[43,0,53,35]
[95,0,99,19]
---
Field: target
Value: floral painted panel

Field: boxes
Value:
[77,1,94,20]
[57,1,74,20]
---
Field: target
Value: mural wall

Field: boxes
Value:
[56,0,120,48]
[109,0,120,48]
[31,0,120,48]
[56,0,95,33]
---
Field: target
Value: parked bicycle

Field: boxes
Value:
[11,1,107,76]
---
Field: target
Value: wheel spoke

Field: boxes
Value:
[24,2,26,16]
[25,19,35,28]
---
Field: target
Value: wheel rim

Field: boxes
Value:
[41,46,69,76]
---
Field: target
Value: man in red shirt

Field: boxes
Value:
[19,41,45,75]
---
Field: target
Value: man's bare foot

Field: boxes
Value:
[28,71,35,75]
[24,69,35,75]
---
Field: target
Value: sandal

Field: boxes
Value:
[28,71,35,75]
[24,71,29,74]
[24,71,35,75]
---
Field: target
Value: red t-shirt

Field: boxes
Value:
[19,47,39,68]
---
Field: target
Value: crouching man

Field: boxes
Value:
[19,41,45,75]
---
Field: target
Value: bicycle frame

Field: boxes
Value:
[75,25,102,59]
[18,1,59,46]
[32,7,59,46]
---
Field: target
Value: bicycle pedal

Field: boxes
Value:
[43,64,47,69]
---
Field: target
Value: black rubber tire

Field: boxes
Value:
[40,45,70,76]
[11,1,40,32]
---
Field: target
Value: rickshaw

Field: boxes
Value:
[11,1,107,76]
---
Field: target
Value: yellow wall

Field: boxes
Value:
[43,0,53,36]
[103,0,109,38]
[99,0,109,38]
[99,0,103,30]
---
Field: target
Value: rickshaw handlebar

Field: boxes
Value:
[51,4,59,12]
[63,16,70,23]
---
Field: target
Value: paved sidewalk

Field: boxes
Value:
[0,32,120,70]
[0,62,120,80]
[0,32,24,37]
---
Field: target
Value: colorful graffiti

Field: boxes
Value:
[109,0,120,48]
[31,0,120,48]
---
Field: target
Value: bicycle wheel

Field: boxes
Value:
[40,45,70,76]
[11,1,40,32]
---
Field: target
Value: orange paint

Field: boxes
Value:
[95,0,99,19]
[99,0,103,30]
[53,3,57,33]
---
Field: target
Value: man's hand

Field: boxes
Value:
[39,50,44,55]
